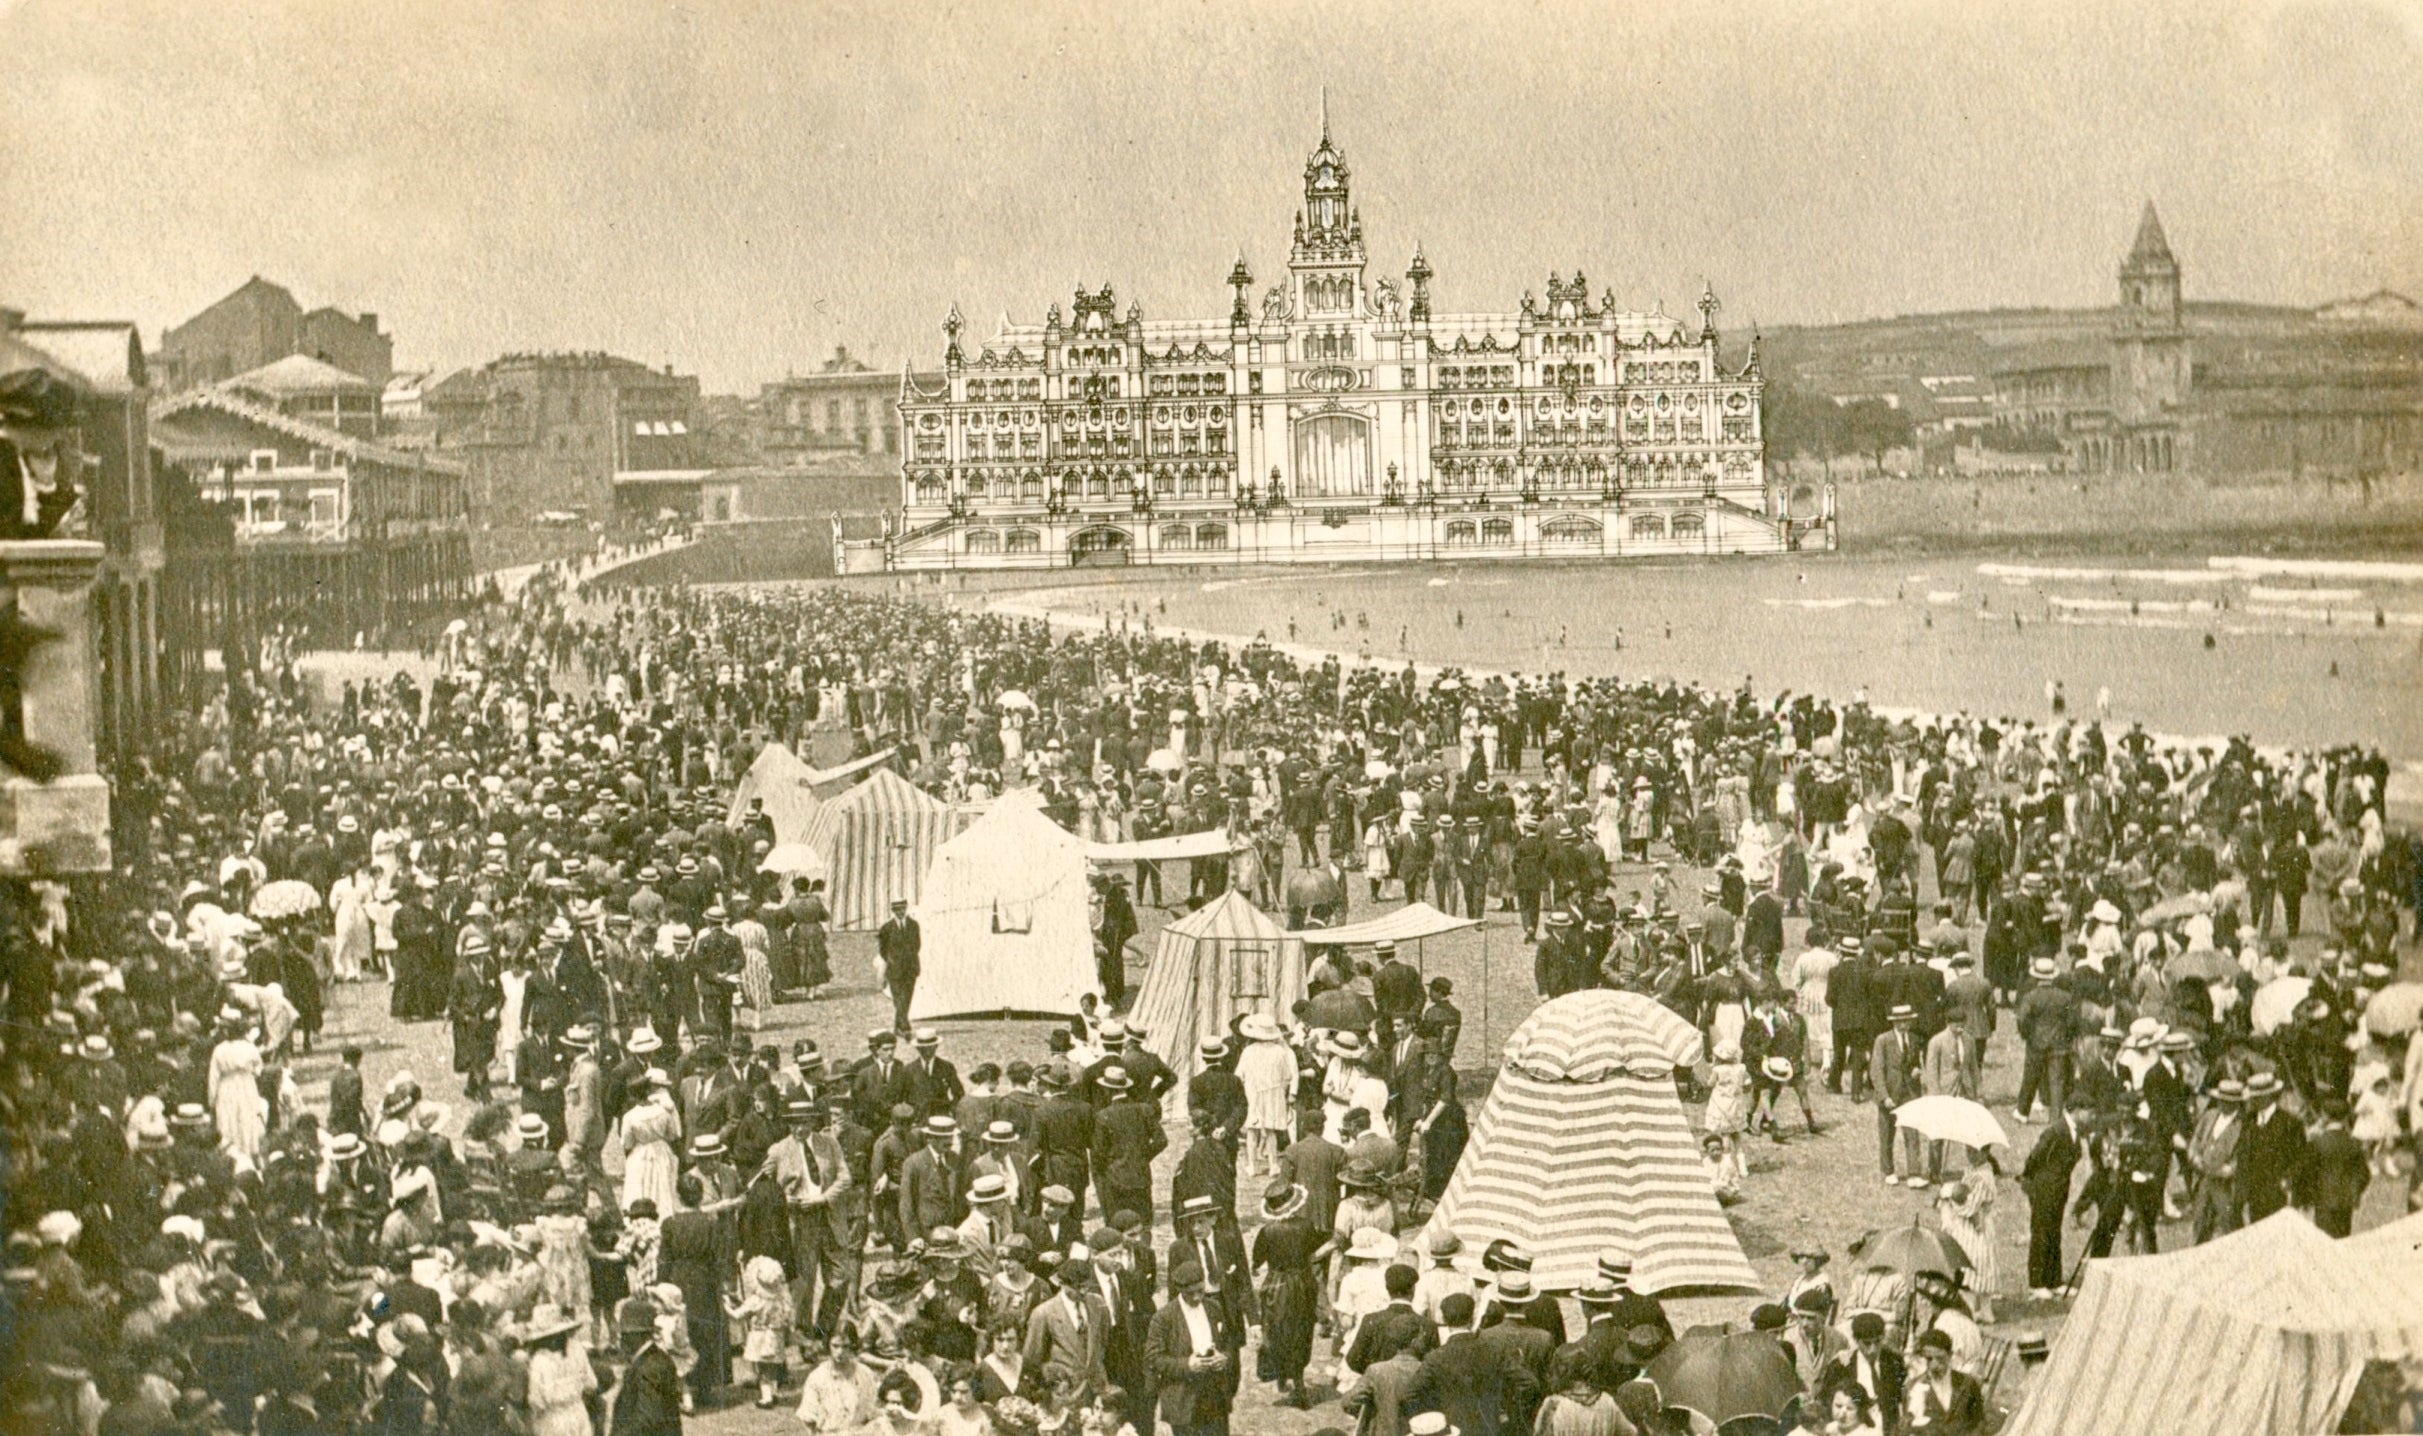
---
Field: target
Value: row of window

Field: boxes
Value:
[1146,372,1228,397]
[962,523,1231,554]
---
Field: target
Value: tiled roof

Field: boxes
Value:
[224,353,377,394]
[151,387,463,475]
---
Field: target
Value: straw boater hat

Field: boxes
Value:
[967,1174,1012,1206]
[1239,1013,1284,1043]
[1261,1180,1307,1222]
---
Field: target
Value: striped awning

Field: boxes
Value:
[1086,828,1236,863]
[1423,990,1756,1295]
[2004,1209,2423,1436]
[1299,901,1478,946]
[1129,890,1305,1098]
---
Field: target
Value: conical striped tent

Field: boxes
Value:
[799,767,957,930]
[1424,988,1758,1295]
[1130,891,1306,1100]
[726,742,823,844]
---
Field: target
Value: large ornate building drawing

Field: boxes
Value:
[888,120,1825,569]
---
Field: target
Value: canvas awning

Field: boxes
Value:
[806,746,896,789]
[1085,828,1236,863]
[1301,901,1479,945]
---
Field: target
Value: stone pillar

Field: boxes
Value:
[1,540,112,875]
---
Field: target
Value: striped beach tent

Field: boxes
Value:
[1423,988,1757,1295]
[800,767,956,930]
[1130,891,1306,1095]
[2003,1209,2423,1436]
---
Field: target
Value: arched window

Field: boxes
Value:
[915,475,945,504]
[1005,528,1042,554]
[1020,474,1043,502]
[1482,517,1515,545]
[1670,510,1706,537]
[1195,523,1227,550]
[1630,513,1667,538]
[1087,476,1108,500]
[1160,523,1195,550]
[964,529,1001,554]
[1444,519,1478,547]
[1541,516,1602,544]
[1292,413,1373,497]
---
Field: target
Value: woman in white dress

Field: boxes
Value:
[497,955,530,1087]
[329,862,375,982]
[206,1014,268,1164]
[1934,1156,2002,1322]
[617,1075,683,1218]
[520,1307,597,1436]
[366,879,401,981]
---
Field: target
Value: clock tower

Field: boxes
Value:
[2114,200,2190,423]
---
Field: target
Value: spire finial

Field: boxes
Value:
[1320,86,1329,145]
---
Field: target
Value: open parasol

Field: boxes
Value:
[1303,987,1377,1032]
[1144,748,1183,774]
[2363,981,2423,1038]
[1893,1095,2009,1151]
[2139,891,2212,925]
[249,879,323,920]
[2250,975,2314,1036]
[1283,867,1341,918]
[995,690,1036,711]
[1849,1218,1970,1281]
[759,843,828,881]
[1644,1329,1803,1427]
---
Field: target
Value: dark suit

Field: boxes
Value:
[2020,1116,2081,1290]
[1344,1301,1436,1373]
[1020,1289,1110,1399]
[2243,1106,2307,1220]
[897,1055,964,1119]
[608,1342,685,1436]
[1165,1227,1251,1330]
[2298,1126,2369,1236]
[1148,1295,1239,1435]
[1421,1328,1527,1436]
[1091,1097,1166,1226]
[1904,1367,1987,1434]
[1472,1320,1554,1431]
[876,916,921,1028]
[1554,1314,1637,1395]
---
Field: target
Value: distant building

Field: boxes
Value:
[156,276,393,390]
[2316,289,2422,329]
[758,346,932,466]
[1986,205,2423,477]
[152,385,471,643]
[891,119,1804,570]
[425,352,702,522]
[222,354,383,438]
[382,369,439,422]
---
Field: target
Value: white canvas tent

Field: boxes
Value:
[1129,890,1306,1092]
[908,790,1097,1020]
[799,767,957,930]
[1424,988,1757,1294]
[726,742,823,844]
[2004,1209,2423,1436]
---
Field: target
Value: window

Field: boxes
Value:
[1005,529,1042,554]
[826,400,841,430]
[1630,513,1667,538]
[310,449,334,471]
[251,450,278,473]
[1482,517,1515,546]
[965,529,1001,554]
[1444,519,1478,546]
[1195,523,1227,550]
[1541,516,1601,544]
[1671,511,1706,537]
[915,476,945,504]
[1160,523,1195,550]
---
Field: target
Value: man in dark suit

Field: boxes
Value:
[1165,1194,1251,1332]
[1149,1261,1239,1436]
[2298,1104,2370,1237]
[897,1028,964,1118]
[2241,1073,2307,1220]
[1021,1258,1110,1403]
[1902,1328,1986,1434]
[875,899,921,1031]
[1822,1312,1905,1428]
[609,1295,685,1435]
[1170,1112,1240,1229]
[1421,1293,1526,1436]
[2020,1107,2081,1297]
[1554,1279,1636,1395]
[1344,1263,1436,1374]
[1471,1284,1554,1432]
[849,1030,907,1134]
[1089,1066,1165,1228]
[898,1115,964,1239]
[1033,1067,1094,1217]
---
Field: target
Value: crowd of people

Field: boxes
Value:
[1,565,2418,1436]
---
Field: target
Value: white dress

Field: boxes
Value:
[498,968,529,1084]
[329,875,373,981]
[619,1097,682,1217]
[526,1344,597,1436]
[207,1037,268,1162]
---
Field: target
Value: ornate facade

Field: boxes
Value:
[889,122,1822,569]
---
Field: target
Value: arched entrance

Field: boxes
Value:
[1070,525,1132,566]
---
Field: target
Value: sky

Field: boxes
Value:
[4,0,2420,392]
